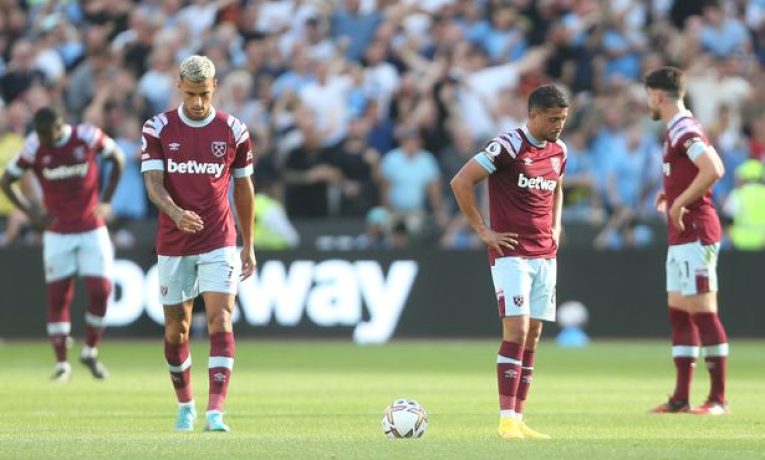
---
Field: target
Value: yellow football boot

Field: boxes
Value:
[518,421,551,439]
[497,418,525,440]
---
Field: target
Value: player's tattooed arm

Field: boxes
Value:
[143,170,204,233]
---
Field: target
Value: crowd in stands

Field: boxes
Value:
[2,0,765,250]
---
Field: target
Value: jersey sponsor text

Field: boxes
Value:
[167,158,224,178]
[41,163,89,180]
[517,173,556,191]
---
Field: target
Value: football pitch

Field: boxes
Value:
[0,339,763,459]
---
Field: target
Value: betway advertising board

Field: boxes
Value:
[106,258,420,344]
[1,247,762,339]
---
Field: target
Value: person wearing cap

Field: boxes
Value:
[722,159,765,250]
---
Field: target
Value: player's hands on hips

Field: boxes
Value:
[668,202,688,231]
[240,245,256,280]
[28,206,52,230]
[97,202,113,220]
[171,208,204,234]
[655,190,667,213]
[478,226,518,256]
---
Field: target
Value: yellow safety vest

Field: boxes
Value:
[253,194,291,250]
[729,183,765,250]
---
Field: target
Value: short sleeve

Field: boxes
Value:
[669,119,709,162]
[228,115,254,178]
[473,130,522,174]
[6,134,39,177]
[76,124,108,153]
[140,114,167,173]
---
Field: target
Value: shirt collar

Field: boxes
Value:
[522,125,546,148]
[667,109,693,129]
[52,125,72,147]
[178,104,216,128]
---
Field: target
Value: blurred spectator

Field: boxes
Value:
[64,45,113,117]
[723,159,765,250]
[355,206,392,249]
[108,115,146,222]
[0,101,41,246]
[137,47,176,114]
[746,112,765,161]
[2,0,765,251]
[283,106,344,218]
[380,126,446,234]
[698,1,751,58]
[335,118,381,216]
[1,40,45,104]
[332,0,382,62]
[560,128,604,225]
[298,60,352,147]
[481,5,528,63]
[595,123,655,249]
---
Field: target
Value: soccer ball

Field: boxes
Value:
[381,399,428,439]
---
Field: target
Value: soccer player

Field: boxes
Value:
[450,85,569,439]
[644,67,729,415]
[0,107,125,381]
[141,55,255,432]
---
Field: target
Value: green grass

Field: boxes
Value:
[0,339,764,459]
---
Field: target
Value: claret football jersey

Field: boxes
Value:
[474,126,567,263]
[8,124,113,233]
[141,106,254,256]
[661,110,722,245]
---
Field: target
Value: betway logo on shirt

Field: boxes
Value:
[42,163,89,180]
[167,158,224,178]
[517,173,556,191]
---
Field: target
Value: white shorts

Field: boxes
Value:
[666,241,719,296]
[491,256,557,322]
[157,246,241,304]
[43,227,113,282]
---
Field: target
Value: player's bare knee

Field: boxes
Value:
[525,322,543,348]
[164,328,189,344]
[501,319,529,343]
[164,316,191,343]
[207,312,232,334]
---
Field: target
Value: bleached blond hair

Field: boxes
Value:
[179,55,216,83]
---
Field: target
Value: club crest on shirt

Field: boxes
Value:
[73,147,85,160]
[551,157,561,174]
[211,141,227,158]
[513,295,524,307]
